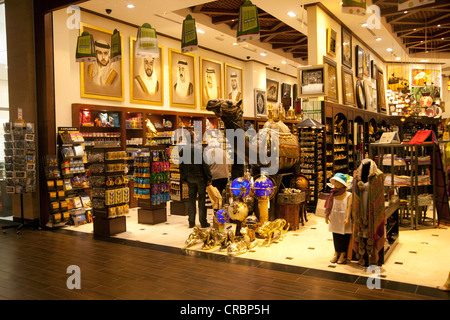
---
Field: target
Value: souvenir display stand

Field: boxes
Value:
[3,120,37,233]
[133,146,170,224]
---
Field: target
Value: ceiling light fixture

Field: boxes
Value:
[282,60,287,64]
[396,57,401,61]
[127,4,135,8]
[260,52,267,56]
[438,24,441,27]
[197,29,205,34]
[376,37,382,41]
[233,42,238,46]
[421,59,429,62]
[387,48,393,52]
[287,11,296,17]
[404,11,408,14]
[361,23,368,27]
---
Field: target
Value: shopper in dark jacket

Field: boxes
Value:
[179,132,212,228]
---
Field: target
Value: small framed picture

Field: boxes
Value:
[323,56,338,103]
[355,45,364,79]
[326,28,337,56]
[342,27,352,69]
[266,79,279,102]
[254,88,267,118]
[298,65,328,98]
[342,66,355,106]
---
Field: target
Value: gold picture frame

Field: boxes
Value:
[297,64,328,98]
[342,66,355,106]
[130,38,163,105]
[225,63,244,109]
[80,23,124,101]
[326,28,337,56]
[200,57,223,109]
[323,56,338,102]
[169,48,196,108]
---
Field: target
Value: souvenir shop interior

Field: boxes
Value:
[3,0,450,292]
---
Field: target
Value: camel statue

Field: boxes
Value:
[206,99,300,178]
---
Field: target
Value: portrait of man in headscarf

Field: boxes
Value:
[170,49,196,107]
[81,24,123,100]
[200,58,223,108]
[228,72,242,102]
[131,42,162,104]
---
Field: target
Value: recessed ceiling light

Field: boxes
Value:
[287,11,296,17]
[282,60,287,64]
[376,37,382,41]
[340,2,343,5]
[387,48,393,52]
[197,29,205,34]
[404,11,408,14]
[127,4,135,8]
[361,23,368,27]
[396,57,401,61]
[442,37,445,40]
[438,24,441,27]
[233,42,238,46]
[260,52,267,56]
[421,59,428,62]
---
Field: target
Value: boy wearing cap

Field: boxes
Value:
[324,173,353,264]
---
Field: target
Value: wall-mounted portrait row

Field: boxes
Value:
[79,23,244,110]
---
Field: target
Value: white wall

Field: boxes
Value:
[53,9,289,128]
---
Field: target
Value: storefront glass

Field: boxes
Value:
[0,2,12,220]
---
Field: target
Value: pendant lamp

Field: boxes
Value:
[342,0,366,16]
[181,15,198,53]
[76,31,96,62]
[236,0,260,43]
[110,29,122,62]
[135,23,159,58]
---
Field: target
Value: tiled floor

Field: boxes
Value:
[62,203,450,291]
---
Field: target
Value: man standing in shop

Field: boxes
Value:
[179,129,212,228]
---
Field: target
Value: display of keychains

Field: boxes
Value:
[4,121,37,194]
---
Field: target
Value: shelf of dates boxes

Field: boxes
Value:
[89,148,129,236]
[298,128,324,210]
[133,147,170,224]
[57,128,92,227]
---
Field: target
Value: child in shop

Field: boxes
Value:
[324,173,352,264]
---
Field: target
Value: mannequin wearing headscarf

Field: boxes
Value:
[204,68,219,101]
[352,159,385,267]
[135,57,159,95]
[88,40,118,86]
[174,60,194,97]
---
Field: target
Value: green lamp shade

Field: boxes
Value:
[341,0,366,16]
[181,14,198,53]
[110,29,122,62]
[135,23,159,58]
[76,31,96,62]
[236,0,260,43]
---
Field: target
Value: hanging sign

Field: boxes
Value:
[110,29,122,62]
[75,31,96,62]
[135,23,159,58]
[236,0,260,43]
[342,0,366,16]
[181,15,198,53]
[398,0,434,11]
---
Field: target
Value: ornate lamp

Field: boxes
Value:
[181,14,198,53]
[250,172,276,225]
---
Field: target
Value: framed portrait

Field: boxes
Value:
[130,38,163,105]
[327,28,337,56]
[298,65,328,98]
[266,79,279,102]
[169,48,196,108]
[323,56,338,102]
[376,68,387,113]
[200,57,223,109]
[341,27,352,69]
[364,81,373,111]
[254,89,267,118]
[355,79,365,109]
[371,60,376,80]
[80,23,124,101]
[355,45,364,79]
[372,80,378,111]
[225,63,244,107]
[342,66,355,106]
[281,83,292,106]
[364,52,370,78]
